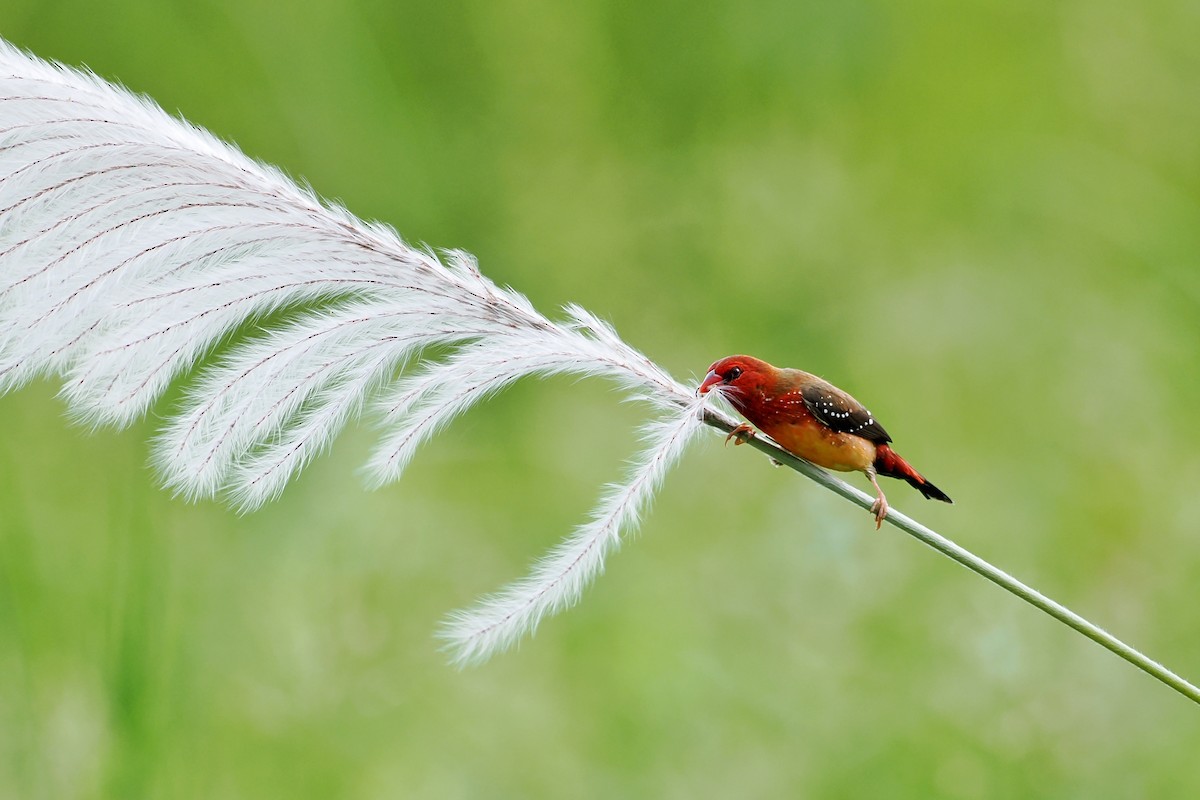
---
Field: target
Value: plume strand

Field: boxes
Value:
[440,396,708,666]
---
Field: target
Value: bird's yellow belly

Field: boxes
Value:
[765,420,877,473]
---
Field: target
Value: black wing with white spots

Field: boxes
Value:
[801,381,892,443]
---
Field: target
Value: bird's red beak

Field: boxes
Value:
[698,370,722,395]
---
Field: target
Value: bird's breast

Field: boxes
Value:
[746,401,877,473]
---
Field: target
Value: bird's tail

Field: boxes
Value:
[875,445,953,504]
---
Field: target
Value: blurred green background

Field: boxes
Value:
[3,1,1200,797]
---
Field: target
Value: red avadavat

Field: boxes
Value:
[700,355,951,528]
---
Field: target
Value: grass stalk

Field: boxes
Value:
[700,407,1200,706]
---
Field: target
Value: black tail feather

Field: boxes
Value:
[906,476,952,504]
[874,444,953,504]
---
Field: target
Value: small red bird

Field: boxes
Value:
[698,355,951,528]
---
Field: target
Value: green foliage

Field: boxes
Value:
[3,1,1200,796]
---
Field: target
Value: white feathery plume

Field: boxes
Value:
[0,40,708,663]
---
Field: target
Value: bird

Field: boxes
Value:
[698,355,951,528]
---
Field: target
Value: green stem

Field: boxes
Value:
[700,408,1200,706]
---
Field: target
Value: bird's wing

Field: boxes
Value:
[799,381,892,443]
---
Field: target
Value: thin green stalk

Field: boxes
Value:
[700,407,1200,706]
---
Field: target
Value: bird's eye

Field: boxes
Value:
[725,367,743,382]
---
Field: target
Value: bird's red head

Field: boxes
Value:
[698,355,775,399]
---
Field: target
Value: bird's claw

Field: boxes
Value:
[869,496,889,530]
[725,424,756,446]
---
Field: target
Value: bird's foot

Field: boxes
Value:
[869,495,889,530]
[725,424,756,446]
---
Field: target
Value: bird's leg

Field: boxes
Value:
[866,466,889,530]
[725,423,756,446]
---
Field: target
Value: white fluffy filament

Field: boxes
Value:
[0,40,705,663]
[440,396,709,666]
